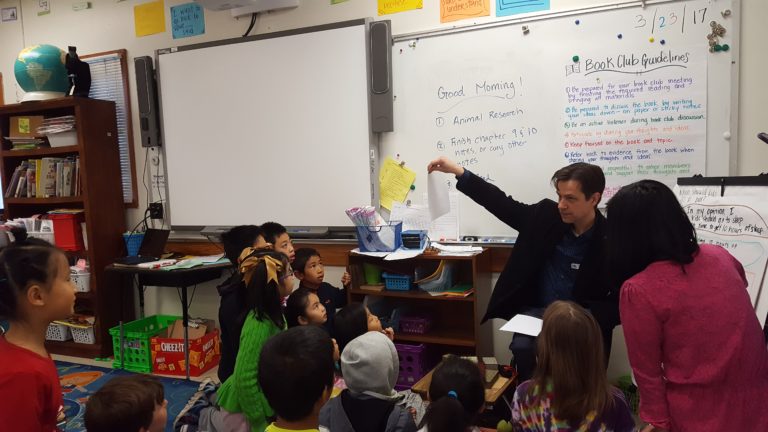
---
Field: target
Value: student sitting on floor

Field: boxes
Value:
[0,228,76,431]
[511,301,634,432]
[417,355,485,432]
[293,247,350,337]
[198,249,295,432]
[262,222,296,263]
[259,325,335,432]
[85,374,168,432]
[218,225,271,382]
[319,331,417,432]
[334,302,394,354]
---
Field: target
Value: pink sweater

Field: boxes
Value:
[620,244,768,431]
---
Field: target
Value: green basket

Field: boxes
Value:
[108,315,179,373]
[616,375,640,414]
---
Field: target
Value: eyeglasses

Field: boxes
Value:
[280,268,295,281]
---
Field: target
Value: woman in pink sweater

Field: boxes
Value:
[606,180,768,432]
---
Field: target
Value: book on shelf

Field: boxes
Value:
[4,156,80,198]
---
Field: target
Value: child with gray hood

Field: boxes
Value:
[319,331,417,432]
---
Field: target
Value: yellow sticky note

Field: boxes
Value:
[18,118,30,134]
[441,0,490,23]
[378,0,422,16]
[135,0,166,37]
[379,157,417,210]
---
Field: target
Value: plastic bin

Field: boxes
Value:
[47,130,77,148]
[46,323,72,341]
[399,316,432,334]
[109,315,179,373]
[382,272,412,291]
[71,272,90,292]
[123,232,145,257]
[71,326,95,344]
[356,222,402,252]
[395,343,430,390]
[48,213,85,251]
[27,231,55,244]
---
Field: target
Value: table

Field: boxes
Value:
[105,262,230,380]
[411,366,516,407]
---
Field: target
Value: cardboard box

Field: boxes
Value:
[9,116,44,138]
[151,322,220,377]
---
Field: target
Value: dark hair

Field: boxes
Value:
[261,221,288,245]
[419,355,485,432]
[531,301,613,426]
[551,162,605,205]
[259,325,334,422]
[606,180,698,285]
[241,249,290,328]
[333,303,368,354]
[0,228,64,320]
[220,225,263,266]
[293,247,320,275]
[285,286,314,328]
[84,374,164,432]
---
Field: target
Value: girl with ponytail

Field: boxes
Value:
[418,355,485,432]
[0,228,76,431]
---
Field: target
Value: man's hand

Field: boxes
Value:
[341,271,351,287]
[427,156,465,177]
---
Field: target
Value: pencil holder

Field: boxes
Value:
[123,232,145,257]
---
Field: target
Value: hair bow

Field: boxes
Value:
[238,247,284,287]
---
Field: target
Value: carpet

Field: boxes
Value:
[56,360,199,432]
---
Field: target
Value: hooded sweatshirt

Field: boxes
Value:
[319,332,416,432]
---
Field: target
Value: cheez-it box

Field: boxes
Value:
[151,320,220,377]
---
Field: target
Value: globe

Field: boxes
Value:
[14,44,70,101]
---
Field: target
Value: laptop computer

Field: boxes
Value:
[115,229,171,265]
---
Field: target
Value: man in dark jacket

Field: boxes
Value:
[428,156,619,380]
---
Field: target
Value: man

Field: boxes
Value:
[428,156,618,380]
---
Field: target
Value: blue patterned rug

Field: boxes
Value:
[56,360,199,432]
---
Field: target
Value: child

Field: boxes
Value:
[418,355,485,432]
[261,222,295,263]
[334,302,394,354]
[205,249,295,432]
[511,301,635,432]
[84,374,167,432]
[0,228,76,431]
[284,286,327,328]
[319,331,417,432]
[218,225,270,382]
[293,247,349,336]
[259,325,335,432]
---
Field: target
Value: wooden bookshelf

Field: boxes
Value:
[348,250,493,356]
[0,97,129,357]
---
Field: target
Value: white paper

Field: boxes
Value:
[383,245,427,261]
[499,314,543,336]
[432,242,482,253]
[390,202,431,231]
[350,248,390,258]
[428,172,450,220]
[424,191,460,241]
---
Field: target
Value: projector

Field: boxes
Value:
[195,0,298,18]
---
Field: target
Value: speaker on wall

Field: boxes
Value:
[369,20,393,133]
[135,56,162,147]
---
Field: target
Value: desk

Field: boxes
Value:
[105,262,230,380]
[411,367,516,407]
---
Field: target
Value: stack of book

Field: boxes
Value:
[4,136,47,151]
[37,115,76,135]
[4,157,81,198]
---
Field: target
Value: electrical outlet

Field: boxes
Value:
[149,203,163,219]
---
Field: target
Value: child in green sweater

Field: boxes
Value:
[202,248,295,432]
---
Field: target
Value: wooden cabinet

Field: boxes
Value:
[0,97,127,357]
[347,250,494,356]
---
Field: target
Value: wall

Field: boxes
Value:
[0,0,764,378]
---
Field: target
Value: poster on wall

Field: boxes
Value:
[1,7,18,22]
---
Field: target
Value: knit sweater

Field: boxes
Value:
[216,311,285,432]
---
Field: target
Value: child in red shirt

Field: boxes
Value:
[0,228,76,431]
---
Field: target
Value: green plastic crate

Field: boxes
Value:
[109,315,179,373]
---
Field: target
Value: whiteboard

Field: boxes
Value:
[675,181,768,327]
[381,0,739,237]
[157,20,374,228]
